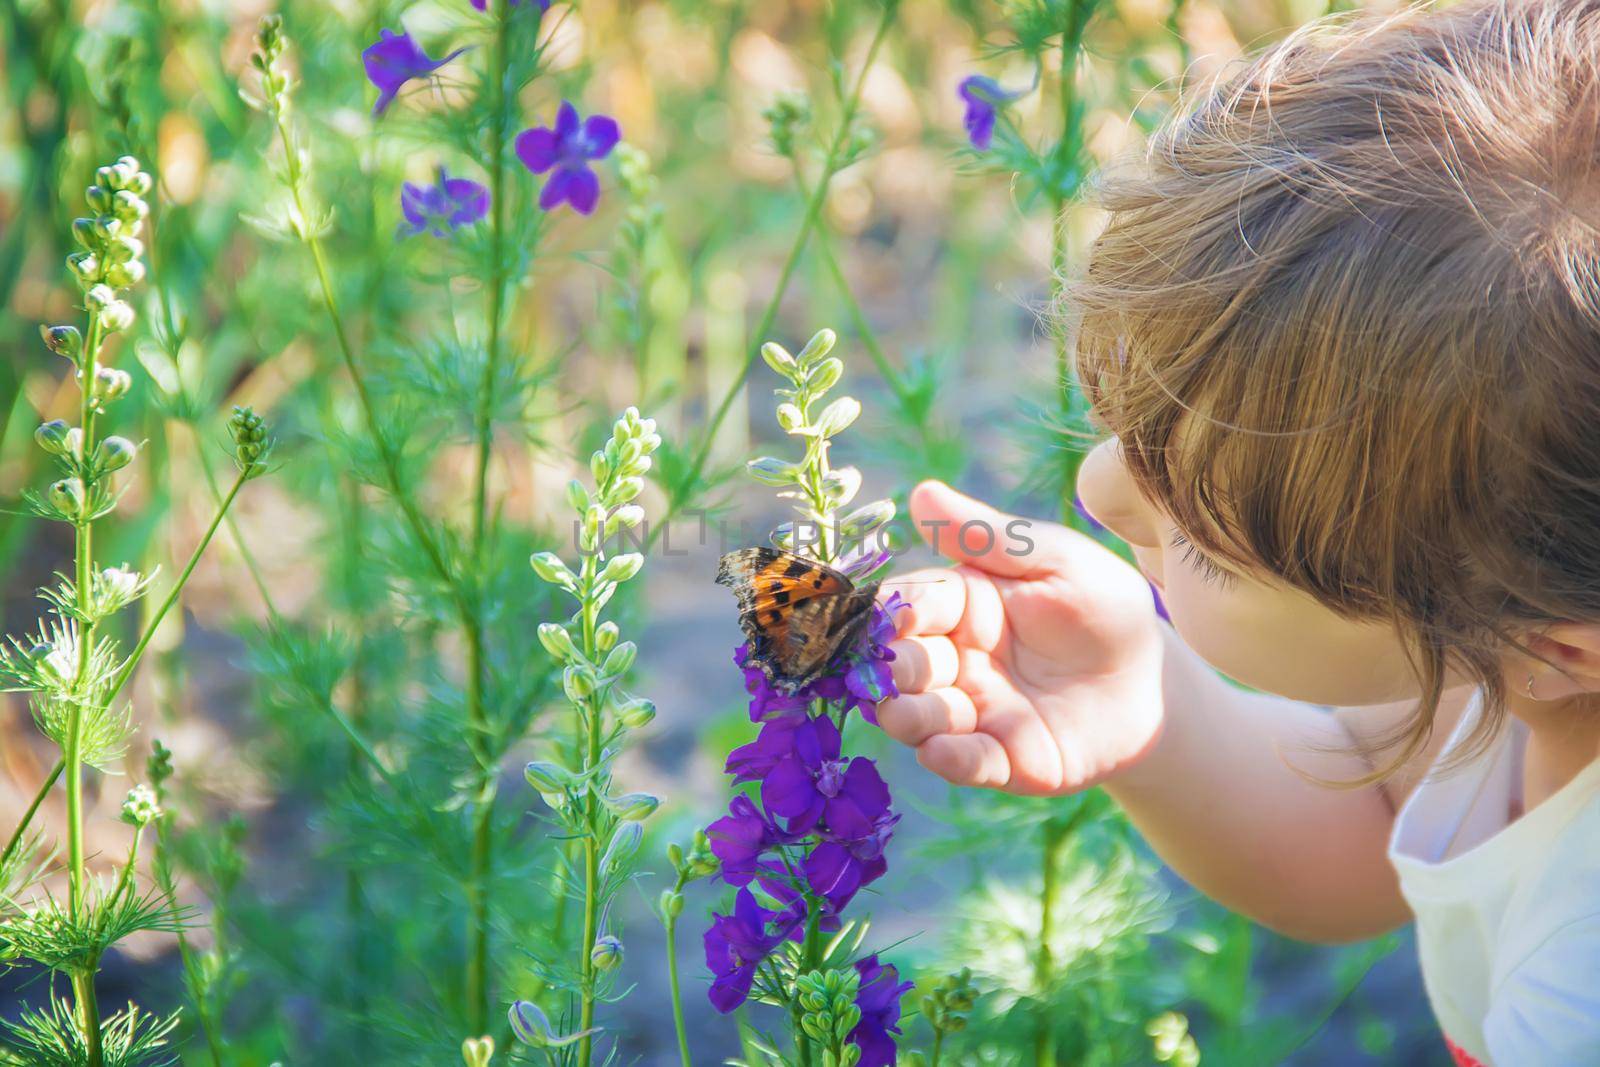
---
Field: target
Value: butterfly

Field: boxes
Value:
[716,547,882,695]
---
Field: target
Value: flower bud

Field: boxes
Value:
[840,500,895,538]
[509,1002,560,1048]
[112,189,148,226]
[659,889,684,919]
[605,791,659,821]
[616,696,655,729]
[806,356,844,394]
[120,784,161,827]
[747,456,796,487]
[85,186,111,214]
[589,450,611,486]
[48,478,87,519]
[461,1036,495,1067]
[105,260,145,289]
[760,341,797,378]
[39,324,81,360]
[603,505,644,537]
[601,641,636,678]
[126,170,153,198]
[566,479,589,513]
[611,476,643,503]
[67,252,100,282]
[110,234,145,264]
[100,300,135,333]
[814,396,861,438]
[523,760,571,795]
[590,934,623,971]
[537,622,578,662]
[776,403,806,433]
[229,406,272,473]
[529,551,575,587]
[667,842,685,869]
[601,822,642,872]
[34,420,71,455]
[599,553,643,584]
[798,328,837,364]
[147,739,174,789]
[821,466,863,506]
[563,665,596,702]
[96,436,137,473]
[93,366,133,403]
[72,217,98,249]
[594,620,619,652]
[84,284,116,311]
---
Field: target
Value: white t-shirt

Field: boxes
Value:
[1388,694,1600,1066]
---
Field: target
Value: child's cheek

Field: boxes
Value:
[1162,569,1420,706]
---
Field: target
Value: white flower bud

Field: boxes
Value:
[601,641,636,677]
[600,553,643,584]
[761,341,798,378]
[594,620,620,652]
[796,328,837,365]
[97,436,137,473]
[616,696,656,729]
[747,456,796,487]
[529,551,575,587]
[605,791,659,821]
[806,356,844,394]
[814,396,861,437]
[776,403,806,433]
[537,622,578,662]
[100,300,135,333]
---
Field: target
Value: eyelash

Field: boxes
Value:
[1170,531,1236,588]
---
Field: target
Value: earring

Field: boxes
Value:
[1526,673,1538,699]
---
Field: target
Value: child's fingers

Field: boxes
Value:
[916,732,1010,789]
[908,480,1063,579]
[887,635,959,692]
[876,687,977,747]
[879,568,964,637]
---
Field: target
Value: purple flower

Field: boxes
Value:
[850,955,914,1067]
[515,101,620,215]
[707,794,796,887]
[802,811,897,912]
[726,716,805,783]
[705,888,798,1013]
[363,29,467,116]
[469,0,549,10]
[399,167,489,237]
[958,75,1022,151]
[763,716,891,839]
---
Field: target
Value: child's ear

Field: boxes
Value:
[1522,623,1600,700]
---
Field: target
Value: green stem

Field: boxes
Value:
[659,1,896,538]
[931,1029,945,1067]
[106,469,248,705]
[796,901,823,1067]
[154,821,225,1067]
[0,760,62,877]
[577,592,603,1067]
[66,308,105,1067]
[463,6,514,1029]
[664,872,692,1067]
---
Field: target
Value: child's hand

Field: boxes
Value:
[877,481,1166,796]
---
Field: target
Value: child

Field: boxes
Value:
[878,2,1600,1063]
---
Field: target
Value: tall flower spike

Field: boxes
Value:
[363,28,467,115]
[515,101,621,215]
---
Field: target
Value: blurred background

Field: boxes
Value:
[0,0,1453,1063]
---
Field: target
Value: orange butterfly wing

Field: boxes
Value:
[715,547,876,693]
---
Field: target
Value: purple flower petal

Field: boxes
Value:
[363,29,466,116]
[554,100,579,139]
[515,127,560,173]
[850,956,914,1067]
[581,114,621,158]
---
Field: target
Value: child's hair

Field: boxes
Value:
[1070,0,1600,776]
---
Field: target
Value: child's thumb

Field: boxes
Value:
[908,480,1056,578]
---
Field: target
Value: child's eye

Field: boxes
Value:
[1170,531,1237,588]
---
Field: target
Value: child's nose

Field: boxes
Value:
[1076,438,1162,549]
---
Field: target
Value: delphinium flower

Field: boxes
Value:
[681,328,911,1066]
[363,27,468,115]
[514,408,661,1066]
[400,166,491,237]
[0,157,270,1066]
[957,74,1026,150]
[516,101,621,214]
